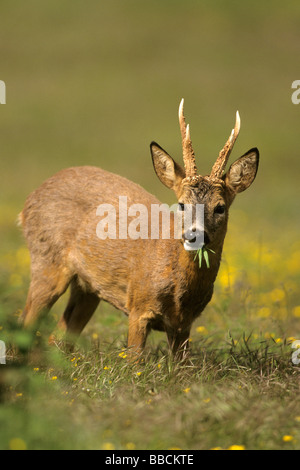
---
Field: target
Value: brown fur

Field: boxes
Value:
[20,116,259,359]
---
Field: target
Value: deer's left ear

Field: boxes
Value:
[224,148,259,194]
[150,142,185,193]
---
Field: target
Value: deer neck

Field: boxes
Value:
[178,235,225,285]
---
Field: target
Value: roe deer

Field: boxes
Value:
[19,99,259,359]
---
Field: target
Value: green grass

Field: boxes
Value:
[1,330,299,450]
[1,247,299,450]
[1,0,300,451]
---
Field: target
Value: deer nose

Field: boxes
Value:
[182,228,205,250]
[182,229,210,250]
[183,228,197,243]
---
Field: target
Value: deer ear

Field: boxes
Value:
[224,148,259,194]
[150,142,185,191]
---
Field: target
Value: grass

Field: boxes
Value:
[0,0,300,451]
[194,247,216,268]
[1,333,299,450]
[0,223,299,450]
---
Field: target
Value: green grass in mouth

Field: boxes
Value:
[194,246,216,268]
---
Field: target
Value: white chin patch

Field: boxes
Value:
[183,240,204,251]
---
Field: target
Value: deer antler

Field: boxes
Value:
[178,99,198,178]
[210,111,240,179]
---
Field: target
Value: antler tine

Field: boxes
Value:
[178,99,198,178]
[210,111,241,179]
[178,98,186,141]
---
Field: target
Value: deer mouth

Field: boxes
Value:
[184,240,202,251]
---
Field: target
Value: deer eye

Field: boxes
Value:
[214,204,226,215]
[178,203,185,211]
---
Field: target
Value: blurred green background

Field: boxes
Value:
[0,0,299,218]
[0,0,300,451]
[1,0,300,344]
[0,0,299,336]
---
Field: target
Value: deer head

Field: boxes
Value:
[150,99,259,252]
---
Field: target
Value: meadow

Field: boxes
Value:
[0,0,300,450]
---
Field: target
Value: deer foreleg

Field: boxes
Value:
[127,310,156,359]
[167,327,191,360]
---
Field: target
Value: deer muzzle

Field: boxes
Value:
[182,228,209,251]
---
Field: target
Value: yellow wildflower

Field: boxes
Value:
[282,435,294,442]
[126,442,136,450]
[292,306,300,318]
[270,288,285,303]
[196,326,208,335]
[264,332,275,340]
[102,442,115,450]
[286,251,300,274]
[9,438,27,451]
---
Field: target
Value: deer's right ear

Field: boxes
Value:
[150,142,185,192]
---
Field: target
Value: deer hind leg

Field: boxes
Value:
[22,265,71,330]
[54,279,100,343]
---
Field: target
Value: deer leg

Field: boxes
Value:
[167,327,191,360]
[54,280,100,343]
[127,310,153,359]
[22,266,71,330]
